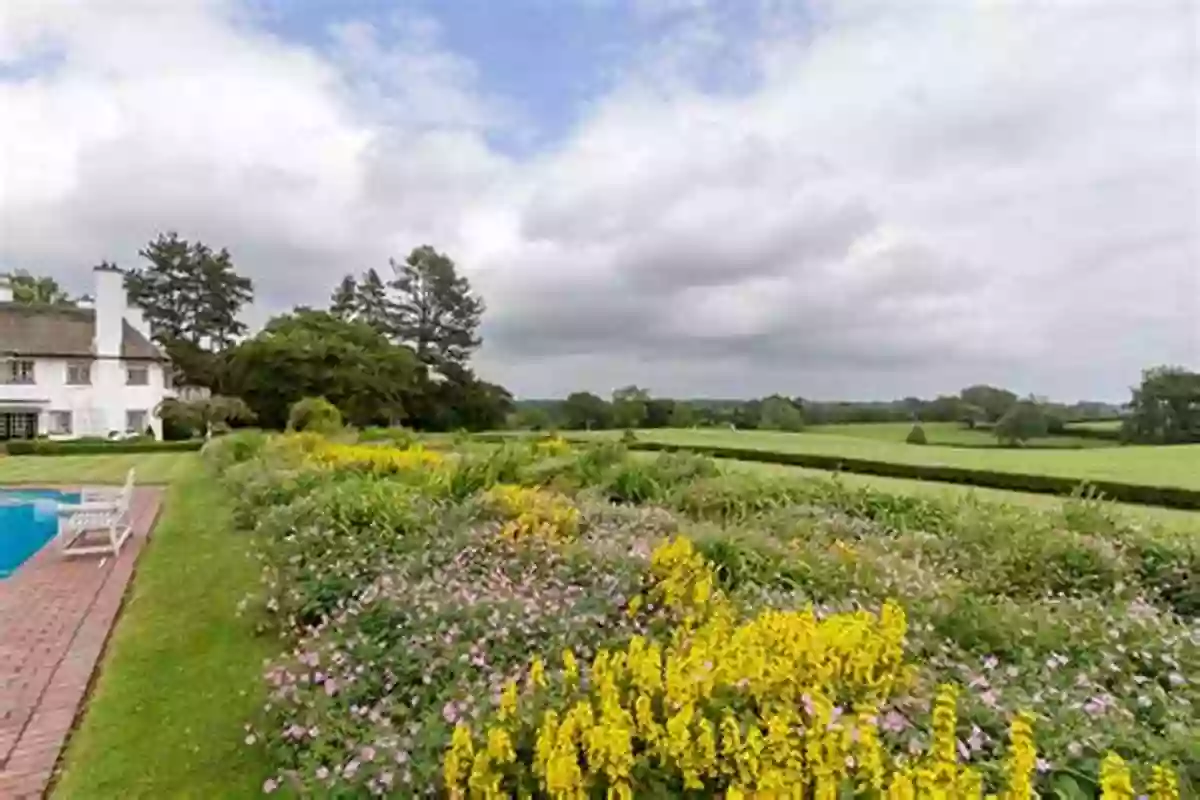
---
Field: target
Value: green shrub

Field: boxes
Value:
[906,423,928,445]
[286,396,343,434]
[200,429,268,472]
[357,426,417,447]
[4,439,203,456]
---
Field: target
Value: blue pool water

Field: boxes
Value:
[0,490,80,578]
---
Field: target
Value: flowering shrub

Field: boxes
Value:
[483,484,581,542]
[208,435,1194,797]
[445,537,1183,798]
[533,435,572,457]
[310,441,446,477]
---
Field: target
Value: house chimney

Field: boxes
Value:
[126,303,152,340]
[93,265,125,357]
[0,276,12,303]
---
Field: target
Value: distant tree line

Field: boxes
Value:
[511,384,1132,441]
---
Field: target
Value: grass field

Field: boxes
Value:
[0,453,197,484]
[807,421,1112,449]
[576,428,1200,489]
[52,461,272,798]
[717,458,1200,531]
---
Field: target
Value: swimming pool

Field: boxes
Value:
[0,489,80,578]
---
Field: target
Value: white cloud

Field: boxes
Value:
[0,0,1196,400]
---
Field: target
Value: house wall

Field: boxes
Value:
[1,357,169,439]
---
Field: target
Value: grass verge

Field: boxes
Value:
[52,461,273,799]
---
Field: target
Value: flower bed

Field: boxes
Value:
[204,433,1195,797]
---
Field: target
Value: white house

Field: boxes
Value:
[0,265,174,441]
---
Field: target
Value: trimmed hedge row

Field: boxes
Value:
[623,441,1200,510]
[3,439,204,456]
[517,436,1199,511]
[1059,427,1123,442]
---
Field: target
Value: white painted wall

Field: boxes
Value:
[0,358,169,439]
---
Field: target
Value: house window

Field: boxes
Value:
[125,409,148,434]
[126,364,149,386]
[4,360,35,385]
[49,411,73,436]
[67,362,91,385]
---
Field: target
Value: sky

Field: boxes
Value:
[1,0,1197,401]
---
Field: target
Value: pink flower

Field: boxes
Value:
[263,778,278,793]
[323,679,338,696]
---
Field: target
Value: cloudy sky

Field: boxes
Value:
[1,0,1197,400]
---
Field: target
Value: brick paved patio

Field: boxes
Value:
[0,488,161,799]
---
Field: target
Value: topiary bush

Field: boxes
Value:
[906,423,928,445]
[286,396,343,434]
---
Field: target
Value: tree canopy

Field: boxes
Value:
[994,400,1049,446]
[960,385,1018,423]
[1123,366,1200,444]
[389,246,485,369]
[222,310,421,430]
[611,385,650,429]
[4,269,73,306]
[562,392,611,431]
[758,395,804,431]
[125,232,254,351]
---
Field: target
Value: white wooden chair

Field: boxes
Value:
[57,469,136,558]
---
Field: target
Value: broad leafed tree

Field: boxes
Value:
[6,269,73,306]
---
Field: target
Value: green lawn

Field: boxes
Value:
[807,421,1112,449]
[719,459,1200,531]
[575,428,1200,489]
[0,453,197,484]
[52,461,273,799]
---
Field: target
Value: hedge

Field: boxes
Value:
[474,433,1200,512]
[1058,427,1123,442]
[3,439,205,456]
[613,441,1200,510]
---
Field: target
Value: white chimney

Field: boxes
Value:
[0,276,12,303]
[126,303,152,340]
[93,265,125,357]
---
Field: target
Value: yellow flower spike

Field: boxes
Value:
[498,680,519,723]
[444,722,475,791]
[1099,753,1135,800]
[930,684,960,785]
[855,712,885,793]
[530,657,547,690]
[562,649,580,689]
[533,710,559,780]
[1148,764,1180,800]
[957,767,984,799]
[887,768,916,800]
[1003,711,1037,800]
[467,747,502,798]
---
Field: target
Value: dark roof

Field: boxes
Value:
[0,303,165,361]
